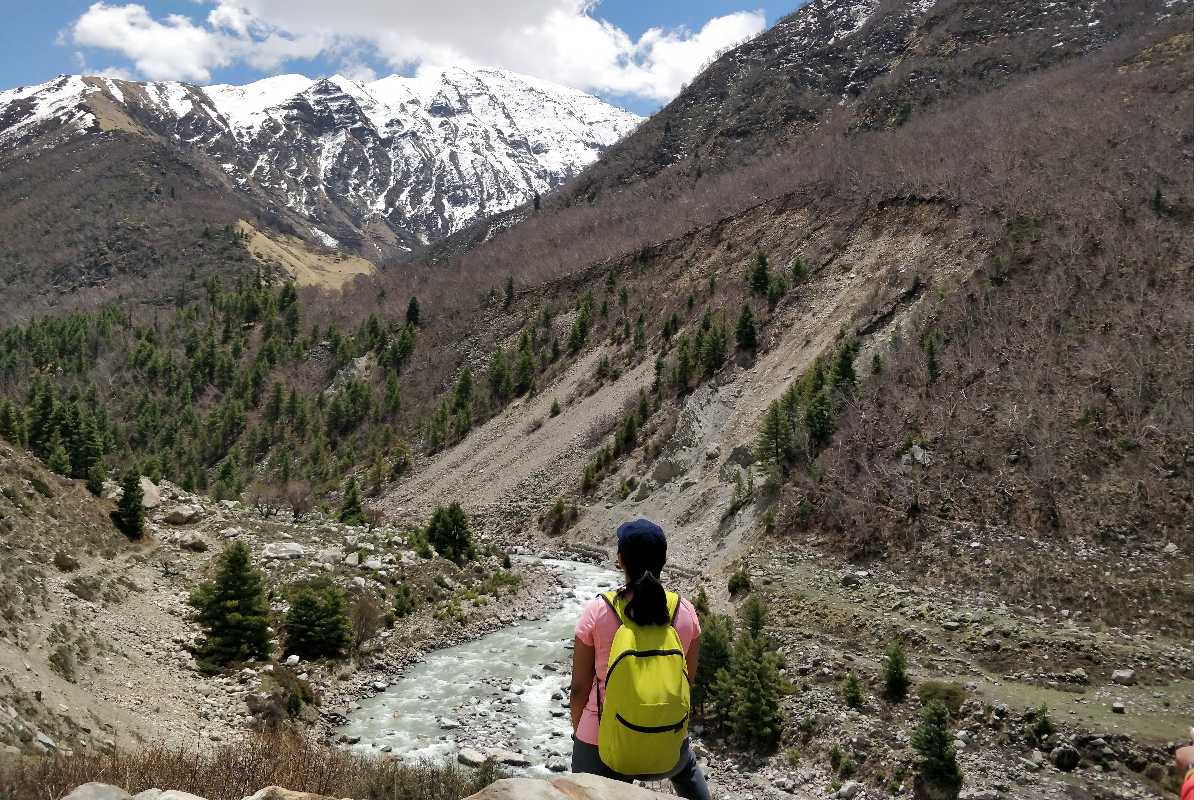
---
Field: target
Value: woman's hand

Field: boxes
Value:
[571,636,596,733]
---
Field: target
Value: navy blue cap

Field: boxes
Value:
[616,519,667,560]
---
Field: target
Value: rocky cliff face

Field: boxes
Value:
[0,69,642,257]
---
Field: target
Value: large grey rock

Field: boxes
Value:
[63,785,135,800]
[35,731,56,749]
[263,542,305,560]
[1111,669,1136,686]
[315,549,342,564]
[344,552,360,567]
[164,505,202,525]
[178,533,210,552]
[156,792,208,800]
[361,558,384,571]
[466,774,676,799]
[458,748,489,767]
[241,787,333,799]
[438,717,462,730]
[139,477,162,509]
[483,747,531,766]
[838,782,864,799]
[1050,745,1081,771]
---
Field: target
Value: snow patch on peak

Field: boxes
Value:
[205,74,316,134]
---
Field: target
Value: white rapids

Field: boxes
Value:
[340,559,620,775]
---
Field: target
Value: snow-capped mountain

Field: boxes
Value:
[0,69,643,254]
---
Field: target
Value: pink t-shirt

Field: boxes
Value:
[573,593,700,745]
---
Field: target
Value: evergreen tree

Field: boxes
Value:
[740,595,768,638]
[803,391,834,447]
[830,340,859,391]
[693,613,732,714]
[755,399,793,475]
[842,670,866,709]
[187,541,273,665]
[735,304,757,351]
[284,587,327,660]
[792,257,808,283]
[926,337,940,383]
[514,342,536,394]
[0,397,23,445]
[883,638,911,700]
[504,276,515,309]
[86,462,106,496]
[748,251,771,294]
[406,296,421,328]
[870,352,883,375]
[723,629,783,747]
[700,320,727,375]
[487,348,511,396]
[214,455,243,500]
[426,501,475,562]
[46,429,71,475]
[116,470,145,538]
[692,586,711,617]
[676,340,693,391]
[911,700,963,797]
[71,413,104,479]
[453,366,474,412]
[338,477,368,526]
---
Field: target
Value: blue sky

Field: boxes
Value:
[0,1,801,115]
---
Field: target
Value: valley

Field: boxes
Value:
[0,0,1192,797]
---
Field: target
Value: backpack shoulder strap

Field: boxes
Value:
[600,591,626,625]
[666,591,681,625]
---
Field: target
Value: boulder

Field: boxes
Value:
[438,717,462,730]
[156,793,208,800]
[837,782,864,799]
[284,655,300,667]
[361,558,384,571]
[263,543,305,560]
[1111,701,1125,714]
[1111,669,1136,686]
[63,784,134,800]
[164,505,202,525]
[546,757,570,772]
[344,553,360,567]
[840,574,861,588]
[458,748,489,767]
[315,549,342,564]
[140,478,162,509]
[483,747,531,766]
[241,787,336,800]
[179,533,210,552]
[1050,745,1081,771]
[466,774,676,799]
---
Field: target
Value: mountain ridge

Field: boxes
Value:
[0,67,642,258]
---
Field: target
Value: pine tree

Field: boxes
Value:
[427,501,475,562]
[926,337,940,383]
[71,413,104,479]
[514,343,536,393]
[338,477,368,526]
[549,398,562,417]
[830,340,858,391]
[726,629,783,747]
[116,470,145,538]
[487,349,510,396]
[187,541,273,665]
[214,455,242,500]
[406,296,421,328]
[0,397,23,445]
[504,276,515,309]
[676,340,693,391]
[284,587,327,660]
[740,595,768,637]
[842,670,866,709]
[870,352,883,375]
[883,638,911,700]
[803,391,834,447]
[735,304,757,351]
[46,429,71,475]
[911,700,963,797]
[792,257,808,283]
[692,586,711,617]
[86,462,106,496]
[453,366,474,412]
[755,399,793,475]
[693,613,732,714]
[749,251,771,294]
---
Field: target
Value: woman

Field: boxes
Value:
[570,519,711,800]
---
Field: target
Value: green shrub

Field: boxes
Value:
[284,586,352,660]
[30,478,53,498]
[394,583,418,617]
[740,595,768,637]
[829,743,842,770]
[727,567,751,596]
[838,758,857,778]
[917,681,967,714]
[1023,703,1055,745]
[786,748,801,766]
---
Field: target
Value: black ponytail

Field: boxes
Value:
[625,569,669,626]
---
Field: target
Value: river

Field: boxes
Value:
[340,559,620,775]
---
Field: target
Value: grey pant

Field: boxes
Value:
[571,736,711,800]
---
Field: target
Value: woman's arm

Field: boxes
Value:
[571,636,596,733]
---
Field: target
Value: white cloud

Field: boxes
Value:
[66,0,764,102]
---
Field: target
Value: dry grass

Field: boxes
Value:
[0,731,501,800]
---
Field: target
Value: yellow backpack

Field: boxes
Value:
[597,590,691,776]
